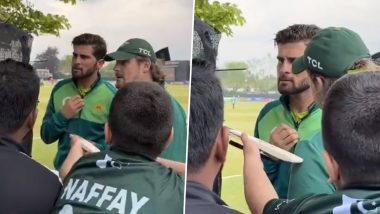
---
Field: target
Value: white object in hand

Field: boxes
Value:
[229,128,303,163]
[70,134,100,153]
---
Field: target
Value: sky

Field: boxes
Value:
[217,0,380,67]
[30,0,194,61]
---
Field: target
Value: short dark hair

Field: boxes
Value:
[188,61,224,173]
[0,59,40,133]
[109,81,173,158]
[72,33,107,60]
[274,24,320,45]
[323,71,380,185]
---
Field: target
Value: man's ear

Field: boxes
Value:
[97,59,105,69]
[142,60,152,74]
[26,109,38,130]
[104,122,112,145]
[163,128,174,150]
[323,151,341,186]
[214,126,229,163]
[314,75,325,91]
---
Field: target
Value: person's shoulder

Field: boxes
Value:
[307,131,323,147]
[256,99,283,122]
[0,149,61,186]
[186,203,242,214]
[186,181,241,214]
[99,78,117,94]
[51,78,73,93]
[263,195,315,214]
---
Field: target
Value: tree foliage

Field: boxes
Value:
[195,0,246,36]
[0,0,80,36]
[33,46,63,79]
[218,61,277,92]
[58,54,72,75]
[101,61,116,80]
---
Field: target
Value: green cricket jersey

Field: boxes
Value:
[264,185,380,214]
[40,75,116,169]
[54,149,184,214]
[254,96,322,198]
[288,132,336,198]
[160,93,187,163]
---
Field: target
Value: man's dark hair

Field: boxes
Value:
[0,59,39,133]
[188,61,224,173]
[323,71,380,185]
[274,24,320,45]
[109,81,173,158]
[72,33,107,60]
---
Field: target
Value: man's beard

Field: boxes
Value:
[72,66,97,80]
[278,78,310,95]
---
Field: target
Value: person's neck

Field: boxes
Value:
[288,89,314,113]
[187,164,220,190]
[76,71,98,89]
[4,128,29,145]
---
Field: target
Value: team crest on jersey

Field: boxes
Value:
[62,97,71,105]
[94,103,104,113]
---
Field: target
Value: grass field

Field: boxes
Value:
[32,82,189,169]
[222,101,266,214]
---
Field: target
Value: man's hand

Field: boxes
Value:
[60,95,84,119]
[59,134,91,180]
[269,124,298,151]
[241,132,279,214]
[241,133,262,167]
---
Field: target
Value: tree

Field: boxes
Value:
[58,54,72,75]
[101,61,116,80]
[0,0,81,36]
[217,61,248,88]
[195,0,246,36]
[33,47,63,79]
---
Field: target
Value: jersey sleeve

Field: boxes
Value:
[287,135,336,198]
[40,89,69,144]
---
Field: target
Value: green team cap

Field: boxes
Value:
[292,27,370,78]
[105,38,156,61]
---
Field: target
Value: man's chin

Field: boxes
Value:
[278,86,294,95]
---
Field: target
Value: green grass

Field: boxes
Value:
[32,82,189,169]
[222,101,266,214]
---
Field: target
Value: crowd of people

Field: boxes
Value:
[187,22,380,214]
[1,20,380,214]
[0,34,186,213]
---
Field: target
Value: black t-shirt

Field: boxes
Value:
[186,181,242,214]
[0,136,62,214]
[264,185,380,214]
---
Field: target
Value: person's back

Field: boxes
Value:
[0,140,62,213]
[0,59,61,213]
[186,62,241,214]
[56,150,183,213]
[54,81,184,213]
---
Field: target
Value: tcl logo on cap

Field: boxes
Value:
[139,48,151,56]
[307,56,323,70]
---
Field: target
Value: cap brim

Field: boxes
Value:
[104,51,136,61]
[292,56,307,74]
